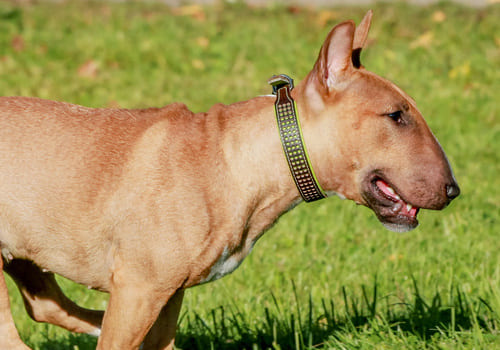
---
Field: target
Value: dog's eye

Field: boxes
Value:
[387,111,403,123]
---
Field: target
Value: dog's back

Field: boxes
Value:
[0,97,200,289]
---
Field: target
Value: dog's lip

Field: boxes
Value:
[363,174,420,231]
[372,178,419,216]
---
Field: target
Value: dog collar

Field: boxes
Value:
[268,74,326,202]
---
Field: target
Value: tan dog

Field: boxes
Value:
[0,11,459,350]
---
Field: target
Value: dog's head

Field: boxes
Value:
[296,11,459,232]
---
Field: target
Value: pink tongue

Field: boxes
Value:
[376,180,400,200]
[408,206,418,217]
[376,180,419,218]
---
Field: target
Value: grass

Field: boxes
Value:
[0,1,499,349]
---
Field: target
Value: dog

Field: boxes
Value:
[0,10,459,350]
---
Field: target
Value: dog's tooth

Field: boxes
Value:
[386,185,401,200]
[406,204,412,212]
[392,202,403,213]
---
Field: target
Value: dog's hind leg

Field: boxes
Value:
[0,257,31,349]
[4,259,103,336]
[141,289,184,350]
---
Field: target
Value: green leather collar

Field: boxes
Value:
[268,74,326,202]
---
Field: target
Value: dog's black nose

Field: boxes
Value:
[446,183,460,200]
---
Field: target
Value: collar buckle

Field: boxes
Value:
[268,74,294,95]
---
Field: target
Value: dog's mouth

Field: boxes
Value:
[362,174,420,232]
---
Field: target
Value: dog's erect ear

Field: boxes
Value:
[312,20,356,92]
[352,10,373,68]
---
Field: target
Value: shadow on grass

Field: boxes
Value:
[175,279,497,349]
[30,279,497,350]
[30,335,97,350]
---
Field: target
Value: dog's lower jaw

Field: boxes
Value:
[382,221,419,233]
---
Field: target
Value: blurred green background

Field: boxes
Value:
[0,1,499,349]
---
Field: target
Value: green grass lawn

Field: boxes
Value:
[0,1,499,349]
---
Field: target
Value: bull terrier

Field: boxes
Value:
[0,10,459,350]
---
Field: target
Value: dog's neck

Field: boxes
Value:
[207,87,335,239]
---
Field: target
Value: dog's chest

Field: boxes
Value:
[201,244,254,284]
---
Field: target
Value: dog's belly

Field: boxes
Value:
[0,220,113,291]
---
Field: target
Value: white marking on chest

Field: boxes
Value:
[1,247,13,261]
[201,245,252,284]
[325,190,346,200]
[87,328,101,337]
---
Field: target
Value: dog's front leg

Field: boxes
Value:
[142,289,184,350]
[96,267,177,350]
[0,258,31,350]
